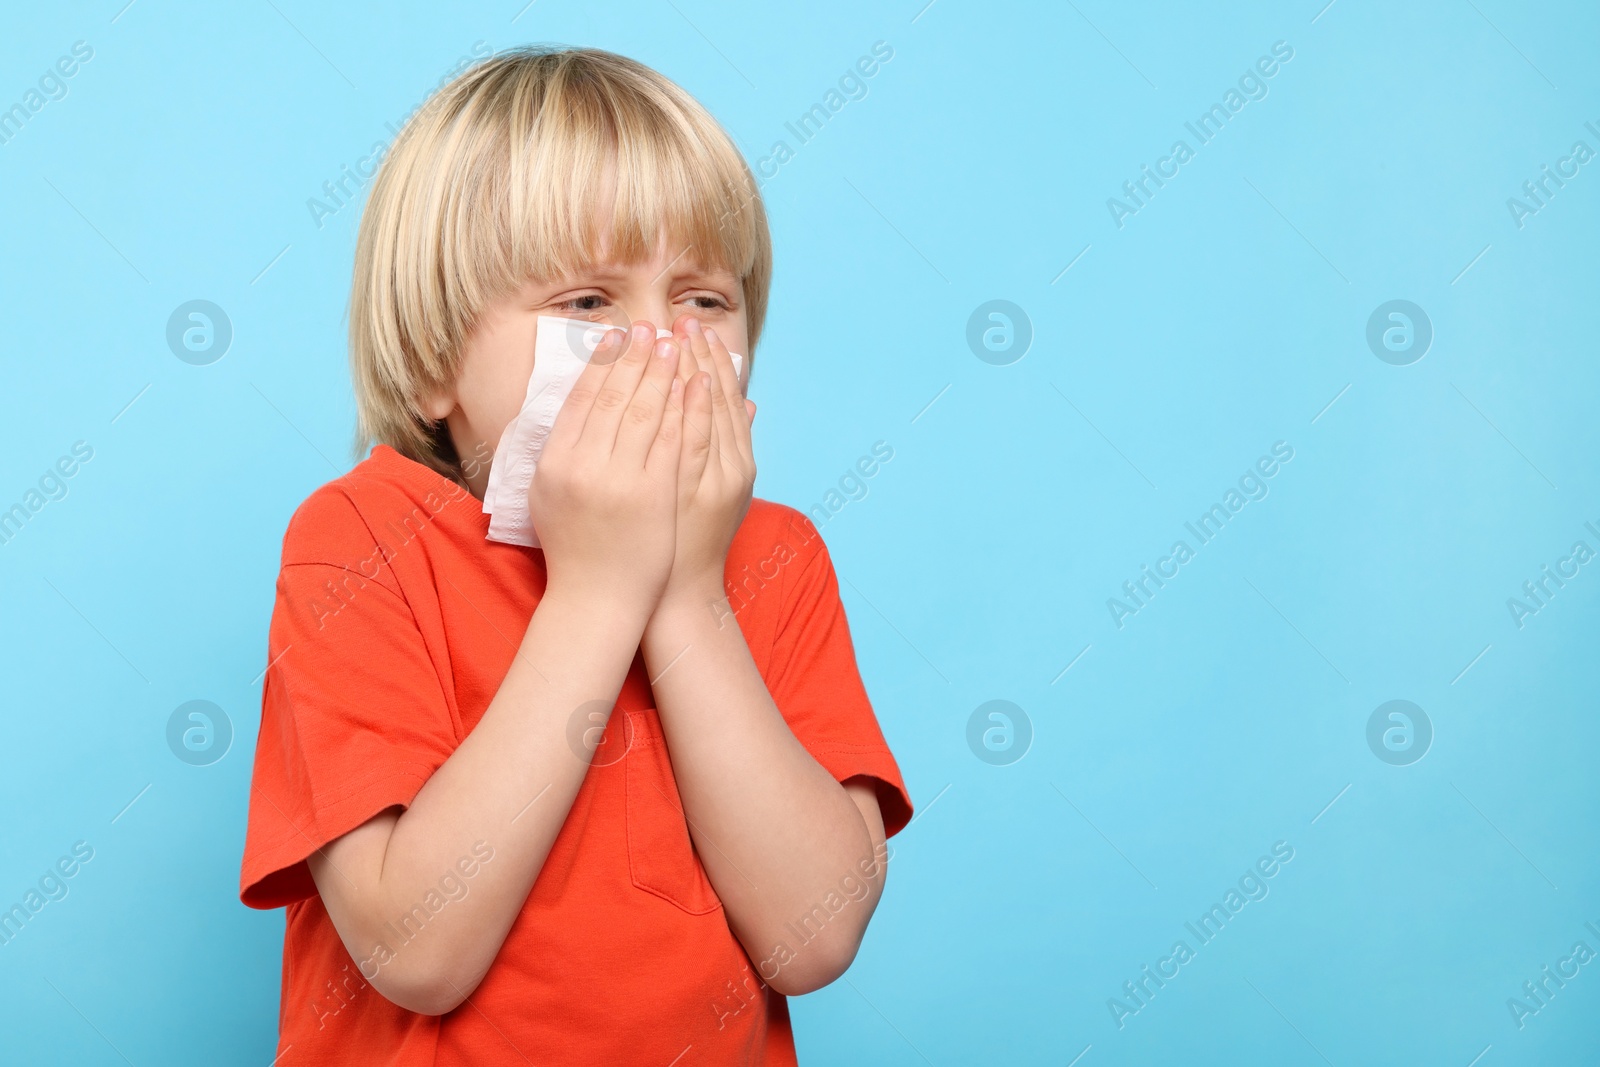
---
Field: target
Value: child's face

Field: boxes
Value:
[425,232,751,497]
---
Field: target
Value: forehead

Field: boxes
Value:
[567,229,737,282]
[561,155,741,280]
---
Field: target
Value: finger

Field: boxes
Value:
[672,315,715,455]
[545,326,626,455]
[705,322,747,401]
[576,321,660,455]
[645,375,686,482]
[679,319,729,461]
[701,324,748,433]
[671,314,707,408]
[679,367,715,491]
[699,324,748,470]
[614,327,684,469]
[704,329,752,483]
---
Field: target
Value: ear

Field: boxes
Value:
[419,384,455,422]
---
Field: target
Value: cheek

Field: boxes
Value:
[728,309,750,353]
[456,337,536,449]
[709,321,752,391]
[476,387,528,452]
[711,313,751,361]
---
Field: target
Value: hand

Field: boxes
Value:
[655,315,756,611]
[528,321,685,620]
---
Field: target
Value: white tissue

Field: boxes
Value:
[482,314,744,547]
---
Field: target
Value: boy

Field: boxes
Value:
[239,44,913,1065]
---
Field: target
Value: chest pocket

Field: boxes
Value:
[623,708,724,915]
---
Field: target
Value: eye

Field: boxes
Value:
[556,293,609,313]
[682,293,733,312]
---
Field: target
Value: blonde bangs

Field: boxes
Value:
[349,45,772,480]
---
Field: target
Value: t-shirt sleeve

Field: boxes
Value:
[766,508,913,839]
[239,486,460,909]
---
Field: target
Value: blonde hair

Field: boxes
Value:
[348,44,772,482]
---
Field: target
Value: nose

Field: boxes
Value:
[622,299,676,337]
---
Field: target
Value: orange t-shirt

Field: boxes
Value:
[239,444,913,1066]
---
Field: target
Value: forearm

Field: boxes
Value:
[320,588,648,1011]
[641,581,882,993]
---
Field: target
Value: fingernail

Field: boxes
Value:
[632,323,653,346]
[655,339,677,360]
[704,327,719,345]
[686,317,703,335]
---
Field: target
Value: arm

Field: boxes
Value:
[645,317,890,994]
[307,589,649,1015]
[307,322,686,1015]
[641,591,890,995]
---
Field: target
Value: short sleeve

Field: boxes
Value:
[767,509,913,839]
[239,487,459,909]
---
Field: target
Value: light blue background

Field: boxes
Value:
[2,0,1596,1063]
